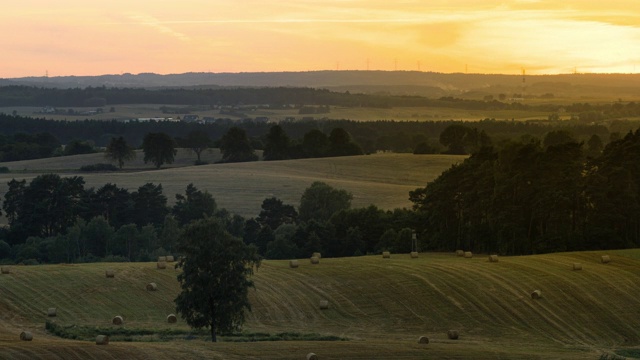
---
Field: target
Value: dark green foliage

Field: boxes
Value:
[179,130,211,162]
[142,132,177,169]
[104,136,136,169]
[219,127,258,163]
[64,139,96,155]
[175,217,261,342]
[0,167,9,173]
[263,125,291,161]
[131,183,168,228]
[327,128,363,156]
[256,197,298,230]
[172,183,217,226]
[299,182,353,222]
[3,174,86,239]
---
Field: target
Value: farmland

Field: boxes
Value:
[1,250,640,359]
[0,152,466,219]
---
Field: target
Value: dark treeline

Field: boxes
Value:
[0,112,635,155]
[4,85,640,119]
[0,85,524,109]
[409,128,640,255]
[0,177,418,265]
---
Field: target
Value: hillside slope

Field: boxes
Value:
[0,153,465,218]
[1,251,639,359]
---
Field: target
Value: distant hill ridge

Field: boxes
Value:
[2,71,640,98]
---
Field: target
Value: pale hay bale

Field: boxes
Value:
[464,251,473,258]
[157,261,167,269]
[167,314,177,323]
[289,260,299,268]
[112,315,124,325]
[488,255,499,262]
[572,263,583,271]
[146,282,158,291]
[382,251,391,259]
[417,336,429,344]
[166,255,174,262]
[531,290,542,299]
[447,330,459,340]
[310,256,320,265]
[96,335,109,345]
[312,252,322,259]
[319,300,329,310]
[20,331,33,341]
[158,256,166,262]
[601,255,611,264]
[410,252,419,258]
[105,269,115,278]
[306,353,319,360]
[455,250,464,257]
[1,266,11,274]
[47,308,57,317]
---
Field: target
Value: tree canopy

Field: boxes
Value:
[219,127,258,163]
[174,217,260,342]
[142,132,177,169]
[105,136,136,169]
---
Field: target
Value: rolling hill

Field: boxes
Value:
[1,250,640,359]
[0,152,466,218]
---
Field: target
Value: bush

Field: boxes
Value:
[0,166,9,173]
[80,163,118,172]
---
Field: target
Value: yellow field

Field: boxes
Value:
[1,251,640,359]
[0,152,465,218]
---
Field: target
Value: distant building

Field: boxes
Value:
[182,114,200,123]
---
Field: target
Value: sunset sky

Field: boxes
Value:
[2,0,640,78]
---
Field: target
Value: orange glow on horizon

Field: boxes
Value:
[2,1,640,78]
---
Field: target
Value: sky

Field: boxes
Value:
[2,0,640,78]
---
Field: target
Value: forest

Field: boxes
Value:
[1,85,640,264]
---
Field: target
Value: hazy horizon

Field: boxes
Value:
[2,1,640,78]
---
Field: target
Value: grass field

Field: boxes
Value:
[0,152,465,218]
[1,104,556,122]
[1,251,640,359]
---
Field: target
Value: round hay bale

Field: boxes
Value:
[447,330,459,340]
[531,290,542,299]
[96,335,109,345]
[146,282,158,291]
[47,308,57,317]
[464,251,473,258]
[105,269,115,278]
[166,255,174,262]
[572,263,583,271]
[417,336,429,344]
[20,331,33,341]
[601,255,611,264]
[312,252,322,259]
[157,261,167,269]
[289,260,299,268]
[167,314,177,323]
[157,256,166,262]
[382,251,391,259]
[455,250,464,257]
[306,353,319,360]
[1,266,11,274]
[112,315,124,325]
[319,300,329,310]
[310,256,320,265]
[410,252,419,258]
[488,255,499,262]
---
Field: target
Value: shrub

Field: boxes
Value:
[80,163,118,172]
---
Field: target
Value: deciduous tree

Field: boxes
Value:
[175,217,261,342]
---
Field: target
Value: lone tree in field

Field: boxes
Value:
[175,217,261,342]
[218,127,258,163]
[181,130,211,163]
[105,136,136,169]
[142,132,177,169]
